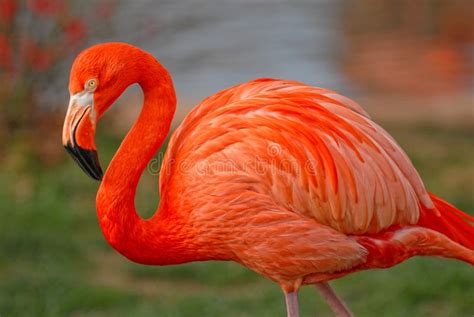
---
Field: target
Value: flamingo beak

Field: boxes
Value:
[62,91,103,181]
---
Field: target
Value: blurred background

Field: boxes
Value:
[0,0,473,316]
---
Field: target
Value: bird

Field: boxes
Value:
[62,42,474,317]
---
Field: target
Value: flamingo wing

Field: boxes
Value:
[163,78,434,235]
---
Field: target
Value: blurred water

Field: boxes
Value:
[108,0,347,105]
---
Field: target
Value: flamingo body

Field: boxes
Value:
[63,43,474,316]
[158,78,473,290]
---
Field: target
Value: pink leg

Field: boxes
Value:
[314,283,353,317]
[284,291,300,317]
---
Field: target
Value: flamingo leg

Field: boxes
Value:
[314,282,353,317]
[284,291,300,317]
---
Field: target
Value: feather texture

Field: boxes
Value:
[163,78,433,235]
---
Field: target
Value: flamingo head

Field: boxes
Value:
[62,42,140,180]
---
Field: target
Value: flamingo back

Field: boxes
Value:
[161,78,434,235]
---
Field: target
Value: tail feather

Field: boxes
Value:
[349,194,473,272]
[418,193,474,250]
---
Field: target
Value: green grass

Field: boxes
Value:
[1,122,473,317]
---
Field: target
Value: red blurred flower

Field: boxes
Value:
[21,39,54,71]
[0,0,17,24]
[29,47,54,71]
[0,34,13,71]
[63,18,86,44]
[26,0,64,17]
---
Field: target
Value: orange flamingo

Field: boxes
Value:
[62,43,474,317]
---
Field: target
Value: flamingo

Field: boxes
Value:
[62,42,474,317]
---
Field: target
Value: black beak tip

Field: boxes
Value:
[64,143,103,181]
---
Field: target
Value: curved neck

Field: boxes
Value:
[96,54,189,265]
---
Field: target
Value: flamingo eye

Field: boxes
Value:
[85,79,98,92]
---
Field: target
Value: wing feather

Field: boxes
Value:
[163,79,432,234]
